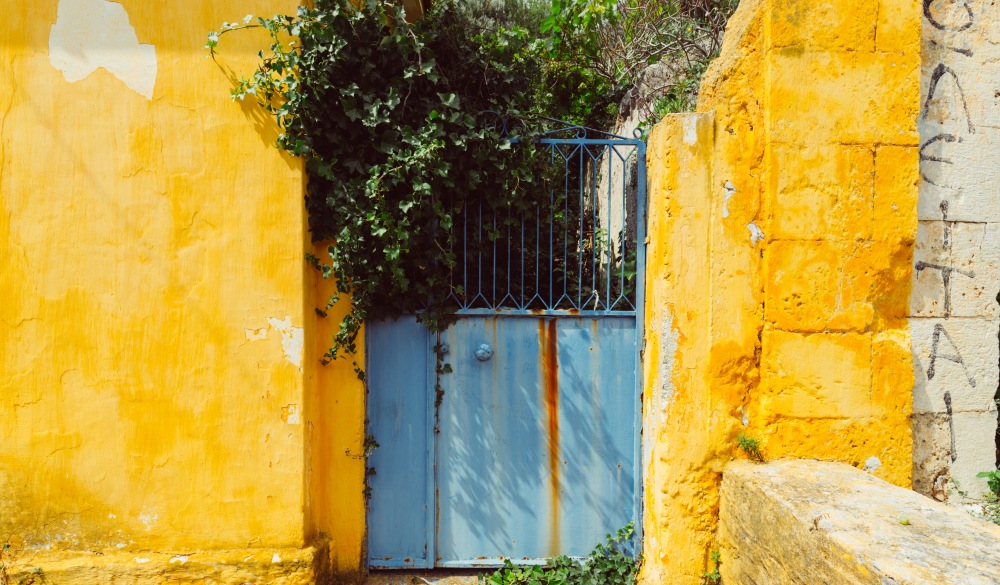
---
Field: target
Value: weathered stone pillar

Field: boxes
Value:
[913,0,1000,502]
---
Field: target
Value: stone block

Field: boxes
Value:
[877,0,922,53]
[921,34,1000,131]
[765,240,875,332]
[765,239,913,333]
[911,221,1000,318]
[872,329,915,419]
[913,411,998,501]
[913,412,955,500]
[751,416,912,487]
[770,49,919,146]
[719,459,1000,585]
[918,127,1000,221]
[874,145,919,244]
[769,0,877,51]
[768,143,873,241]
[760,331,873,419]
[911,317,999,414]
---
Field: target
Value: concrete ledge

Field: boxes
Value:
[719,459,1000,584]
[4,543,328,585]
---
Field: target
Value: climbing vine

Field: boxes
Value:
[208,0,569,370]
[207,0,736,372]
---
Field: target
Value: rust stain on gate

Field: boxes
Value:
[539,319,561,555]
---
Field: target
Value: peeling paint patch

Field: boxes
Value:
[138,509,158,530]
[266,316,304,369]
[658,312,680,423]
[281,404,301,425]
[169,555,189,564]
[723,181,736,218]
[271,553,282,564]
[245,327,267,341]
[748,222,765,246]
[134,557,150,564]
[682,116,698,145]
[48,0,157,99]
[864,456,882,473]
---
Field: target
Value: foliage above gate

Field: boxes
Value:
[207,0,731,371]
[208,0,620,370]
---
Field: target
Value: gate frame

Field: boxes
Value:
[365,121,648,568]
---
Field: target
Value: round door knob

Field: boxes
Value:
[474,343,494,362]
[438,343,450,355]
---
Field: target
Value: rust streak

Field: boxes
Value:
[539,318,561,555]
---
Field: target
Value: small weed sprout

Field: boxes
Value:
[735,433,764,462]
[976,470,1000,525]
[702,549,721,583]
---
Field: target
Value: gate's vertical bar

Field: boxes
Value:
[477,202,483,305]
[462,203,468,308]
[577,146,585,308]
[619,149,628,308]
[591,150,599,309]
[632,138,647,551]
[492,210,497,308]
[549,146,556,309]
[605,149,613,307]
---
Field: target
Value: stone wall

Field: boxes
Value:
[718,459,1000,585]
[641,0,921,582]
[913,0,1000,502]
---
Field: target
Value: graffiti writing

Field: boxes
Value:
[945,391,957,463]
[927,323,976,387]
[922,63,974,134]
[923,0,974,32]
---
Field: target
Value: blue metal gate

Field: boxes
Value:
[366,122,646,568]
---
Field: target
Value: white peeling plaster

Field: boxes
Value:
[723,181,736,218]
[741,407,749,427]
[682,116,698,145]
[48,0,157,99]
[658,312,680,423]
[138,509,158,530]
[169,555,189,564]
[864,456,882,473]
[271,553,282,564]
[266,316,305,370]
[748,222,765,247]
[115,543,127,548]
[134,557,150,564]
[282,404,301,425]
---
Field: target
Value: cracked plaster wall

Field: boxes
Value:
[0,1,364,582]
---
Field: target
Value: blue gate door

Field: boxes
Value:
[367,125,645,568]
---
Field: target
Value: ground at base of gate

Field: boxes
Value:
[365,570,480,584]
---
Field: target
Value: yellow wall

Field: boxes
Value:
[0,0,364,582]
[1,0,926,582]
[640,0,920,582]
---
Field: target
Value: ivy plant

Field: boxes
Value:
[207,0,735,373]
[208,0,570,371]
[479,522,640,585]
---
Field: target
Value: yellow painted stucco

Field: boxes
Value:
[640,0,920,582]
[0,1,364,582]
[2,0,927,582]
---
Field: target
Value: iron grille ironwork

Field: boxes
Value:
[446,119,646,316]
